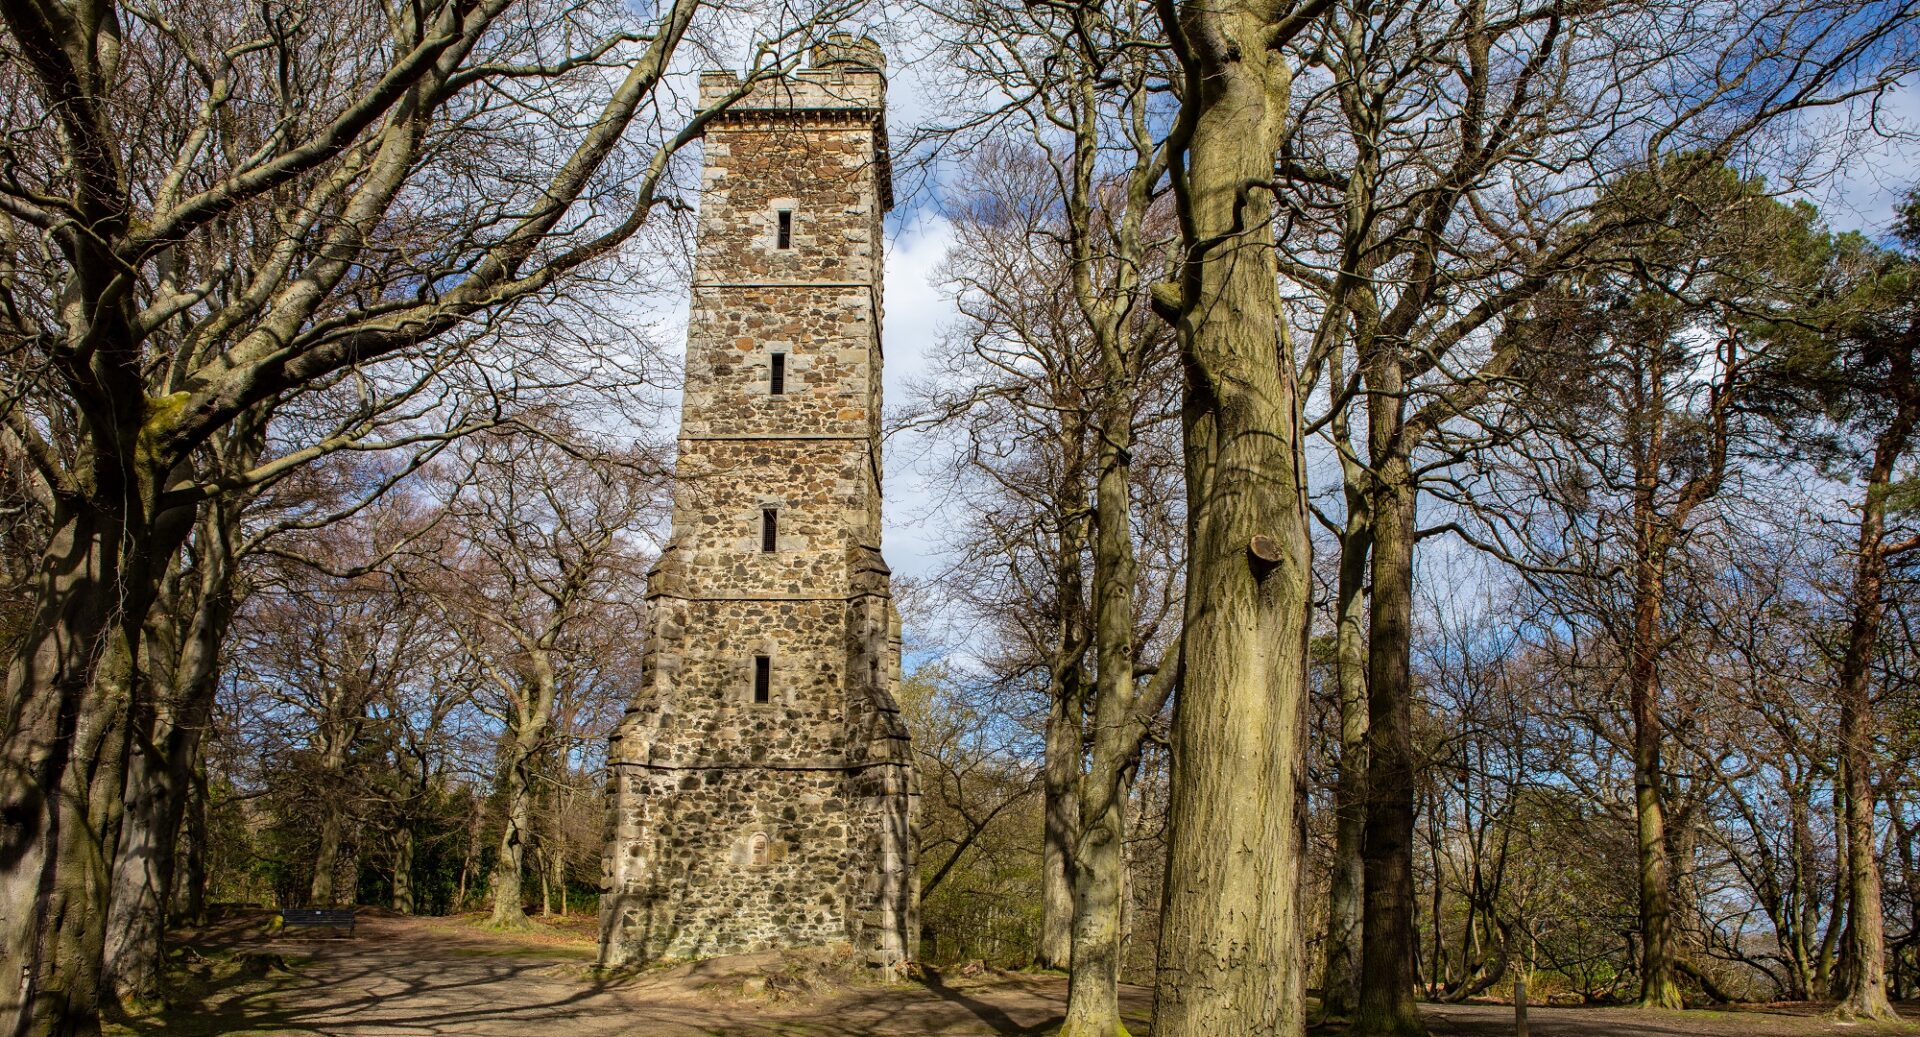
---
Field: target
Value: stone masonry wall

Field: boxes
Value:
[599,39,916,973]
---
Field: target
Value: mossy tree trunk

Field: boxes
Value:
[2,482,188,1037]
[103,489,246,1010]
[488,653,558,929]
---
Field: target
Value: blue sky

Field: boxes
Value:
[875,211,954,583]
[631,22,1920,591]
[872,56,1920,589]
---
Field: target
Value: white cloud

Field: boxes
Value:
[1811,79,1920,236]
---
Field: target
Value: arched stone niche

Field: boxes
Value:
[731,830,781,868]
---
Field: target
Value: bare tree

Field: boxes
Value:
[100,392,479,1007]
[909,4,1186,1022]
[1275,1,1920,1026]
[1486,161,1846,1009]
[0,0,855,1029]
[97,430,257,1009]
[399,430,657,928]
[229,548,445,907]
[909,143,1100,971]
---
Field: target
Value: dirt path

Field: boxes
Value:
[110,914,1915,1037]
[111,912,1148,1036]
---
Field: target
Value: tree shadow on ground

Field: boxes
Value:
[917,969,1055,1035]
[109,950,641,1037]
[109,913,1136,1037]
[124,914,1911,1037]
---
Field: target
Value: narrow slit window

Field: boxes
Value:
[761,508,778,553]
[753,655,771,704]
[776,209,793,250]
[770,352,786,395]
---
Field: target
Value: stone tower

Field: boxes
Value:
[598,37,916,971]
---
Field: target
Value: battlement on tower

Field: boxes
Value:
[699,33,886,107]
[696,35,892,212]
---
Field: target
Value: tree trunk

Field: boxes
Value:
[1064,790,1129,1037]
[1430,803,1447,995]
[545,787,570,919]
[393,829,416,915]
[1670,803,1701,960]
[1816,841,1849,999]
[100,557,189,1015]
[308,666,368,910]
[549,835,568,918]
[457,849,472,911]
[1044,652,1090,967]
[103,504,241,1009]
[539,847,552,918]
[99,746,181,1012]
[1322,409,1372,1021]
[1514,960,1530,1037]
[1356,386,1424,1034]
[489,679,557,930]
[1061,360,1142,1037]
[1624,381,1685,1014]
[1889,798,1920,1001]
[1831,421,1907,1021]
[1788,783,1819,998]
[1041,449,1092,970]
[181,739,208,926]
[0,496,171,1037]
[311,802,345,907]
[1628,553,1681,1010]
[491,744,535,928]
[308,733,352,908]
[1151,7,1315,1033]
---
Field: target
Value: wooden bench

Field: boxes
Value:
[279,908,356,937]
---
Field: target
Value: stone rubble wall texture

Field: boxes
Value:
[598,38,918,973]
